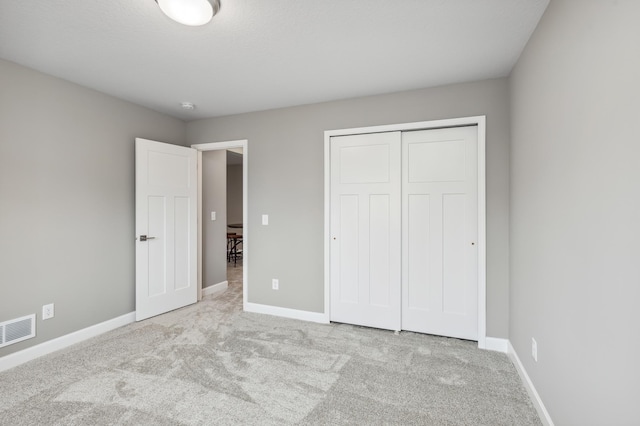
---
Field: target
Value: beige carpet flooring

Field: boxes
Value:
[0,263,541,425]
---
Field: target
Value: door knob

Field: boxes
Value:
[139,235,156,242]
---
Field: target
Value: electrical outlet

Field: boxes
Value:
[42,303,55,320]
[532,338,538,362]
[272,278,279,290]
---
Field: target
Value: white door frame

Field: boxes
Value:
[192,140,248,309]
[324,116,488,349]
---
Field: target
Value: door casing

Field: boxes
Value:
[324,116,487,349]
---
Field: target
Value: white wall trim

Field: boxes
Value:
[203,280,228,296]
[484,337,508,353]
[197,150,203,301]
[324,116,487,348]
[476,116,487,349]
[0,312,135,373]
[245,302,329,324]
[507,341,555,426]
[323,132,331,324]
[192,140,248,150]
[192,140,248,311]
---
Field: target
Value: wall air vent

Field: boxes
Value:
[0,314,36,348]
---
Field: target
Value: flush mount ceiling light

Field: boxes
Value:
[156,0,221,26]
[180,102,196,110]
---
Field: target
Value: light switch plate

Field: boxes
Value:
[211,211,216,221]
[262,214,269,225]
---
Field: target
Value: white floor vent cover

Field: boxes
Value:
[0,314,36,348]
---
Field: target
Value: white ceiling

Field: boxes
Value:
[0,0,549,121]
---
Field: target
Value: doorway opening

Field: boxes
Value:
[193,140,248,310]
[225,149,244,297]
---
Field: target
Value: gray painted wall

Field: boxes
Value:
[509,1,640,424]
[227,164,243,228]
[0,59,186,357]
[202,150,228,288]
[187,78,511,338]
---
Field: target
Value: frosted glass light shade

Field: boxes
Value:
[156,0,221,26]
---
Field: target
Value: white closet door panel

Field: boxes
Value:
[330,132,401,331]
[402,127,478,340]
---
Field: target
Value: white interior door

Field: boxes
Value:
[401,127,478,340]
[135,138,198,321]
[330,132,402,331]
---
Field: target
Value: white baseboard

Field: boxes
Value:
[244,302,329,324]
[484,337,509,353]
[0,312,135,373]
[507,341,554,426]
[203,280,228,296]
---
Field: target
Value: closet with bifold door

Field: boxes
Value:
[329,125,479,341]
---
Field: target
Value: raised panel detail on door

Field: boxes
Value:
[407,194,430,310]
[174,196,190,291]
[407,139,466,183]
[338,195,359,304]
[339,144,391,184]
[147,196,167,297]
[330,132,401,331]
[402,127,478,340]
[442,193,467,314]
[369,194,391,307]
[148,151,190,187]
